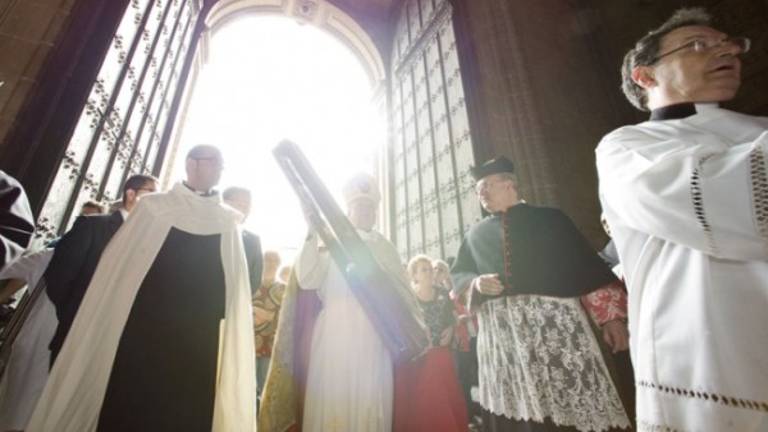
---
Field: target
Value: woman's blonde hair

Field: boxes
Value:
[407,254,433,279]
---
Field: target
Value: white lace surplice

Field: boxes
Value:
[476,295,630,432]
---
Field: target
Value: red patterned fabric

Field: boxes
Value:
[393,347,469,432]
[580,281,628,326]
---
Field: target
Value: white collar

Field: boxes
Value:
[174,182,222,202]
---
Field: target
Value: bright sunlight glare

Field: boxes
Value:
[170,15,385,262]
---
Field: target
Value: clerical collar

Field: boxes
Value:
[650,103,696,121]
[182,181,217,197]
[649,102,719,121]
[494,200,527,216]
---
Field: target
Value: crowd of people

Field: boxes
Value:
[0,6,764,432]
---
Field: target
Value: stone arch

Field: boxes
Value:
[203,0,385,87]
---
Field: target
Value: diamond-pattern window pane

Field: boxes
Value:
[35,0,200,241]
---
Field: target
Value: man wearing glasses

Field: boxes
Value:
[28,145,257,431]
[597,8,766,431]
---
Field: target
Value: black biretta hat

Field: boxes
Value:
[470,156,515,181]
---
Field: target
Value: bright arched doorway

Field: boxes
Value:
[165,12,386,260]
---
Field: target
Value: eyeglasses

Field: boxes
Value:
[192,156,224,169]
[651,36,750,64]
[474,178,509,194]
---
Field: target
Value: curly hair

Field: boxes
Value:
[407,254,433,280]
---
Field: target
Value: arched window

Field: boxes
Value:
[35,0,200,243]
[389,0,480,260]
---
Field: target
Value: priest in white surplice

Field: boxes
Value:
[597,7,767,431]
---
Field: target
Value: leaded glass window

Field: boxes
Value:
[390,0,480,260]
[34,0,200,244]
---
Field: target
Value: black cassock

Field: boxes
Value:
[97,228,225,431]
[451,203,618,303]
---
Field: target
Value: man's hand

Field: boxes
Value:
[473,274,503,295]
[602,319,629,353]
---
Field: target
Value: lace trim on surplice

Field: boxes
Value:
[475,295,630,432]
[638,380,768,412]
[637,420,683,432]
[749,146,768,250]
[691,159,718,254]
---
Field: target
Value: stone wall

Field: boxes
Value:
[0,0,76,151]
[0,1,129,213]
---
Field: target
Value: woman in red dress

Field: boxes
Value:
[393,255,468,432]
